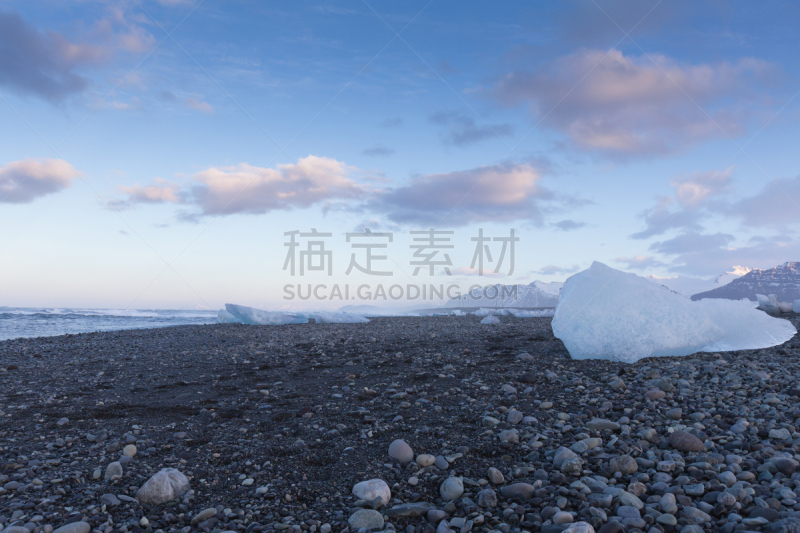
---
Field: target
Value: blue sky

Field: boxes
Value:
[2,0,800,310]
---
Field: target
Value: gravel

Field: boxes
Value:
[1,314,799,533]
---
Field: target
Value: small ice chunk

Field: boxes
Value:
[481,315,501,325]
[794,300,800,313]
[474,307,555,318]
[553,262,795,363]
[225,304,308,326]
[217,309,240,324]
[223,304,369,325]
[757,294,781,315]
[305,312,369,324]
[512,309,555,318]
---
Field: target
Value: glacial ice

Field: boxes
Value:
[757,294,794,314]
[225,304,308,325]
[305,311,369,324]
[552,262,796,363]
[757,294,780,315]
[512,309,556,318]
[698,298,797,352]
[217,309,240,323]
[795,300,800,313]
[480,315,500,325]
[474,308,555,318]
[475,308,516,316]
[219,304,370,325]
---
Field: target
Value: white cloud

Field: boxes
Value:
[0,12,107,101]
[632,167,734,239]
[551,219,586,231]
[671,167,733,207]
[186,97,214,114]
[429,111,514,146]
[115,156,367,216]
[0,159,78,204]
[116,178,181,206]
[729,175,800,227]
[614,255,665,270]
[373,162,558,226]
[114,156,585,226]
[449,267,506,278]
[649,231,735,255]
[534,264,581,276]
[653,232,800,277]
[493,48,775,155]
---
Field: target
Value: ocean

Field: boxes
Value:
[0,307,219,341]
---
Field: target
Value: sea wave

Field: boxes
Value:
[0,307,217,318]
[0,307,218,341]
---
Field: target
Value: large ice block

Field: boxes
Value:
[552,262,795,362]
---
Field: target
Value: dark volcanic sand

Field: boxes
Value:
[1,315,800,533]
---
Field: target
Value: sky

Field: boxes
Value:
[2,0,800,310]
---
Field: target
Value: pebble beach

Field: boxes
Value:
[1,315,800,533]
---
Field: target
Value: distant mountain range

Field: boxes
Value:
[691,262,800,301]
[349,263,798,314]
[444,280,562,308]
[647,266,752,297]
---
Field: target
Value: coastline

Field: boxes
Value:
[1,315,799,532]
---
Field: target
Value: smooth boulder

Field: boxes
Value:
[135,468,190,505]
[352,479,391,505]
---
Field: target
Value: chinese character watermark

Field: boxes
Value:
[283,229,333,276]
[345,229,393,276]
[470,228,518,275]
[409,228,454,276]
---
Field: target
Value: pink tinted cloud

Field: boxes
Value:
[114,156,367,216]
[0,159,78,204]
[374,162,554,226]
[494,48,776,155]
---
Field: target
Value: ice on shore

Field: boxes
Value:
[217,309,240,323]
[480,315,500,325]
[475,308,515,316]
[553,262,796,363]
[474,308,555,318]
[757,294,794,314]
[757,294,781,315]
[306,311,369,324]
[225,304,308,325]
[220,304,369,325]
[698,298,797,352]
[512,309,556,318]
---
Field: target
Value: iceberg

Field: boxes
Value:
[757,294,780,315]
[225,304,308,325]
[217,309,240,323]
[757,294,794,314]
[480,315,500,325]
[795,300,800,313]
[552,262,796,363]
[219,304,370,326]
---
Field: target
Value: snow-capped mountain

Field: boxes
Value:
[691,262,800,301]
[444,280,562,308]
[647,266,752,297]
